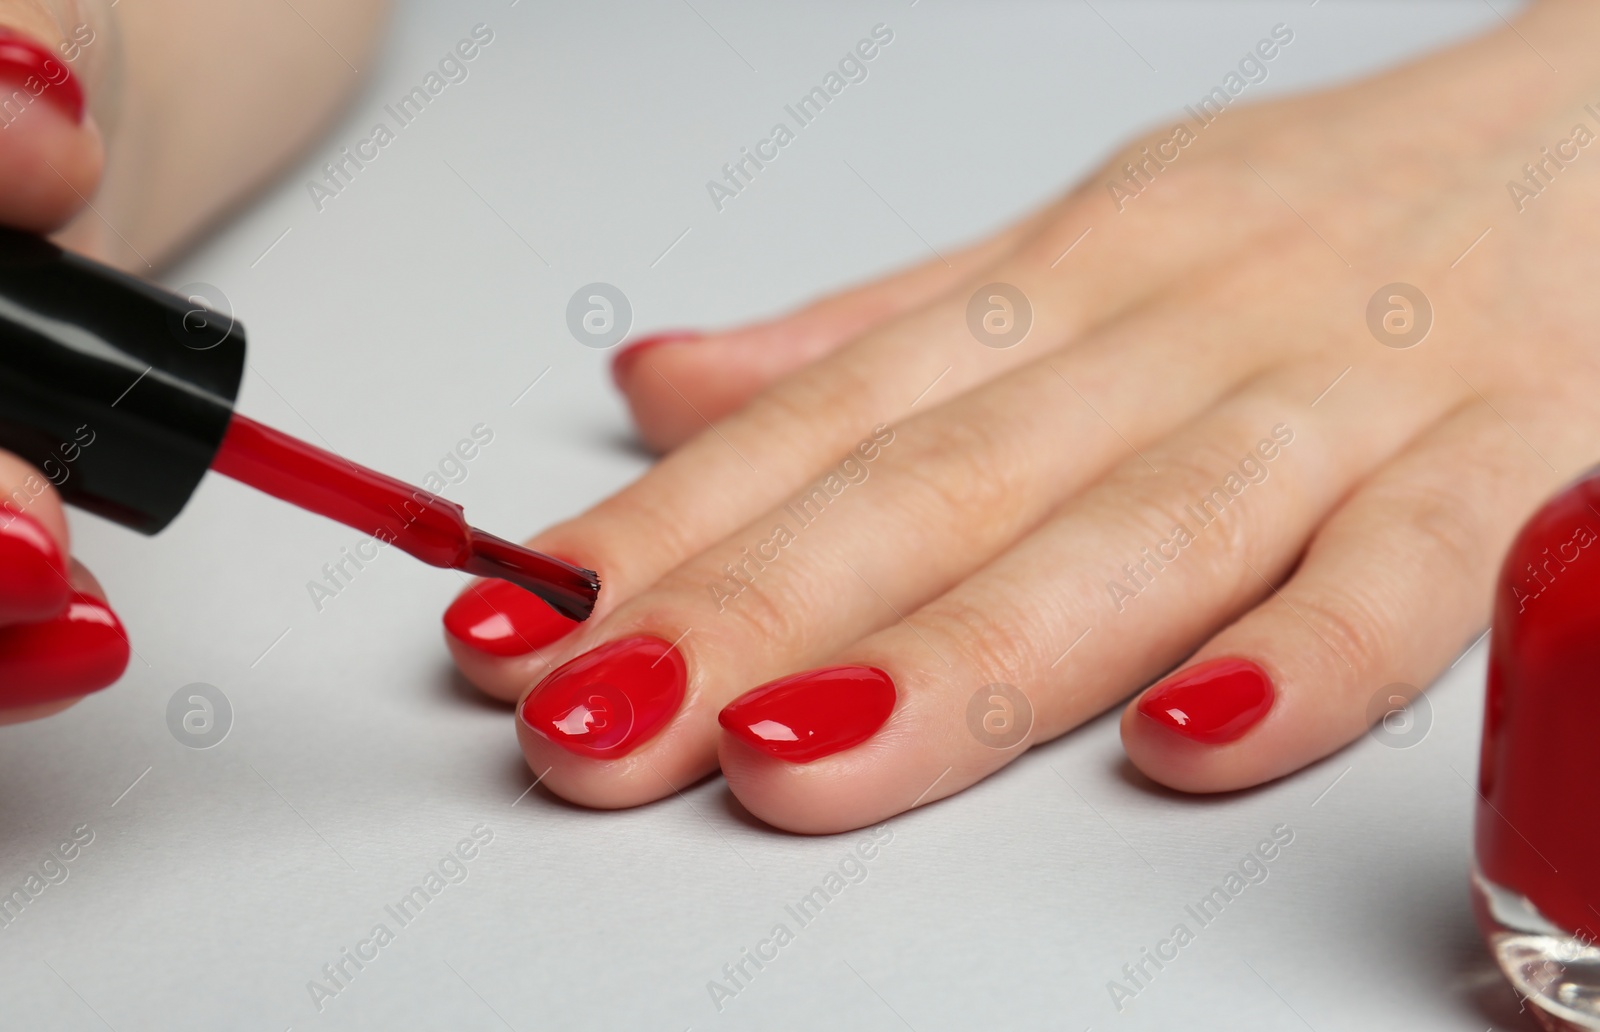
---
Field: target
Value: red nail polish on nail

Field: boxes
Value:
[444,576,580,657]
[0,31,85,124]
[0,504,69,624]
[719,665,896,764]
[520,635,686,758]
[610,331,702,389]
[0,592,130,707]
[1136,658,1274,745]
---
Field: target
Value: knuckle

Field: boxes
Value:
[1383,480,1486,585]
[1103,438,1269,587]
[1287,586,1393,674]
[663,544,815,650]
[884,416,1028,524]
[735,379,816,439]
[587,490,701,566]
[748,362,878,441]
[916,597,1040,686]
[1342,443,1502,591]
[720,577,811,651]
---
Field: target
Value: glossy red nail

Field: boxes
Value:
[719,665,896,763]
[520,635,686,758]
[0,504,69,624]
[0,592,130,708]
[444,576,580,657]
[0,31,85,124]
[610,331,702,389]
[1474,468,1600,1015]
[1136,658,1274,745]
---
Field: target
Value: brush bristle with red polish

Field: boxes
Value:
[462,530,599,622]
[210,413,599,620]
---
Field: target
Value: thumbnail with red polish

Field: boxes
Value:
[444,577,579,657]
[0,31,85,123]
[0,505,69,624]
[1136,658,1274,745]
[0,593,130,707]
[610,331,702,389]
[719,665,896,764]
[520,636,686,759]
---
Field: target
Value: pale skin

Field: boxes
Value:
[7,2,1600,834]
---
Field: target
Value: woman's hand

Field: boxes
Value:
[0,5,123,721]
[445,0,1600,831]
[0,1,386,721]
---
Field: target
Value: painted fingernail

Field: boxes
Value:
[719,665,896,763]
[0,592,130,707]
[1137,658,1274,745]
[0,505,69,624]
[520,635,686,758]
[610,331,703,389]
[444,577,579,657]
[0,31,85,123]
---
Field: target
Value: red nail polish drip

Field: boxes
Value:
[211,414,599,621]
[1473,469,1600,1031]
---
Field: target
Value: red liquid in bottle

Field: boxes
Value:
[1474,468,1600,1030]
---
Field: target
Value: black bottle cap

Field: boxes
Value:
[0,228,246,534]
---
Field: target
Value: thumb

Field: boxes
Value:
[0,446,71,624]
[0,2,106,231]
[0,447,131,721]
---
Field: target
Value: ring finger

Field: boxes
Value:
[715,362,1459,832]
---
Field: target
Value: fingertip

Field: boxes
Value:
[0,503,69,623]
[1120,703,1236,793]
[0,588,130,708]
[0,96,103,233]
[0,452,69,547]
[717,733,895,835]
[0,27,103,232]
[1120,658,1280,794]
[716,734,825,833]
[512,717,690,810]
[0,695,81,726]
[610,331,702,391]
[443,632,543,704]
[615,334,764,453]
[1133,658,1275,745]
[442,577,582,702]
[716,665,897,764]
[0,30,86,123]
[444,579,579,654]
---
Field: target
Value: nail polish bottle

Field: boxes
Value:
[1473,469,1600,1031]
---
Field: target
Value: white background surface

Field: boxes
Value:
[0,2,1541,1029]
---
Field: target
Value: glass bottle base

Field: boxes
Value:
[1473,866,1600,1031]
